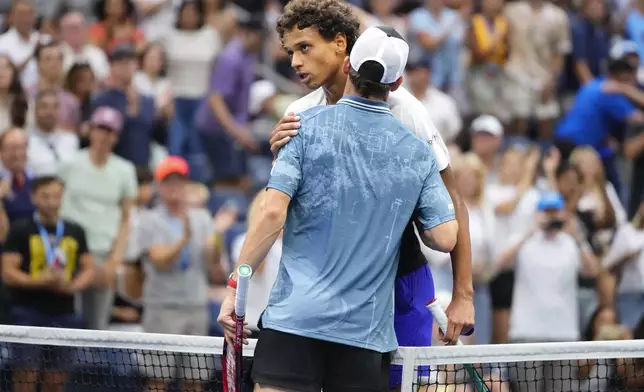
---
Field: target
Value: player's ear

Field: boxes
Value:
[390,76,404,92]
[343,56,350,75]
[334,33,347,55]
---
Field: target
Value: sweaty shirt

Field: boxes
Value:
[264,95,455,353]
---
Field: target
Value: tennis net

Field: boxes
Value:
[0,325,643,392]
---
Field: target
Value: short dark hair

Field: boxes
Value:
[276,0,360,53]
[34,39,61,62]
[135,166,153,186]
[348,66,395,100]
[175,0,204,30]
[31,175,63,193]
[555,160,583,181]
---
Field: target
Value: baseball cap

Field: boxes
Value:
[90,106,123,132]
[349,26,409,84]
[108,43,137,62]
[537,191,565,211]
[470,115,503,137]
[608,40,638,73]
[155,156,190,182]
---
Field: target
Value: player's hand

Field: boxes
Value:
[217,289,252,346]
[441,295,474,345]
[269,113,300,158]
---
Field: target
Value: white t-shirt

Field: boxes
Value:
[0,28,39,88]
[485,184,539,253]
[467,204,495,282]
[27,128,79,176]
[231,233,282,330]
[133,71,172,102]
[285,87,450,171]
[61,43,110,81]
[509,231,582,342]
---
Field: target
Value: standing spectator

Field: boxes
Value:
[0,128,34,226]
[466,0,509,123]
[0,0,39,89]
[0,55,28,131]
[27,40,81,132]
[561,0,609,109]
[469,115,504,182]
[162,0,222,181]
[405,60,462,144]
[625,123,644,218]
[2,175,93,392]
[133,42,173,125]
[196,16,264,188]
[135,0,177,42]
[64,63,96,147]
[132,156,218,392]
[407,0,464,92]
[88,0,146,53]
[353,0,407,37]
[203,0,238,43]
[59,11,110,82]
[93,44,156,166]
[27,90,79,176]
[504,0,570,143]
[58,106,136,330]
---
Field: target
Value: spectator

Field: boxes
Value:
[88,0,146,53]
[196,15,264,189]
[133,42,173,137]
[93,43,156,166]
[162,0,222,181]
[64,63,96,147]
[405,60,462,144]
[0,55,28,131]
[1,175,93,392]
[353,0,407,37]
[27,89,79,176]
[407,0,464,92]
[561,0,609,109]
[135,0,177,42]
[469,115,504,181]
[27,39,81,132]
[504,0,570,143]
[625,123,644,218]
[453,153,494,345]
[58,106,136,330]
[0,0,39,89]
[203,0,238,43]
[0,128,34,226]
[59,11,110,82]
[131,156,218,392]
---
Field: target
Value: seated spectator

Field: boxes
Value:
[0,0,39,89]
[26,39,81,132]
[405,60,461,144]
[0,55,28,131]
[64,63,96,147]
[58,107,136,330]
[469,115,504,181]
[59,12,110,82]
[0,129,34,226]
[1,175,93,392]
[130,156,219,391]
[88,0,145,54]
[93,44,156,166]
[27,90,79,176]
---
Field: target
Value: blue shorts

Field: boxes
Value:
[390,264,435,388]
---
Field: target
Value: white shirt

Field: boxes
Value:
[604,224,644,294]
[61,43,110,81]
[133,71,172,101]
[0,28,39,88]
[285,87,451,171]
[485,184,539,252]
[27,128,79,176]
[509,231,582,341]
[136,0,180,42]
[467,204,495,282]
[231,233,282,330]
[407,86,461,144]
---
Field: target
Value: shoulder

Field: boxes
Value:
[284,88,326,116]
[10,218,33,234]
[388,87,439,141]
[63,220,86,235]
[108,154,136,173]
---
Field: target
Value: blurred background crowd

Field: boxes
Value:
[0,0,642,389]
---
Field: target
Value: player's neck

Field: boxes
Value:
[323,68,349,105]
[343,83,387,103]
[36,211,59,226]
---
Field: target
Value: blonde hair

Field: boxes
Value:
[453,152,487,204]
[185,182,209,208]
[570,146,601,170]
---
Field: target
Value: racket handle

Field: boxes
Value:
[426,298,472,345]
[235,264,252,317]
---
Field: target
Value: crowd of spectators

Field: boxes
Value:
[0,0,641,390]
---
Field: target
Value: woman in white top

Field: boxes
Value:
[453,153,495,344]
[0,55,28,132]
[133,43,173,119]
[162,0,221,182]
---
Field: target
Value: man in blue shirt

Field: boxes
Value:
[556,44,644,193]
[218,26,458,391]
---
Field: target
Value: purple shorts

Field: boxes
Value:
[390,264,435,388]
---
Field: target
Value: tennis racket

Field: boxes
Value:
[426,298,490,392]
[222,264,252,392]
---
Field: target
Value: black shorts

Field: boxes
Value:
[251,328,391,392]
[490,270,514,310]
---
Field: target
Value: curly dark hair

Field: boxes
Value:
[276,0,360,53]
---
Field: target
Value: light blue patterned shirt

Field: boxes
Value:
[264,95,455,353]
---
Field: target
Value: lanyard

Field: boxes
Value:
[33,213,64,267]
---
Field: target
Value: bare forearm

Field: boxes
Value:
[110,221,130,264]
[3,269,46,289]
[70,264,94,292]
[148,238,188,270]
[0,206,8,242]
[625,132,644,159]
[449,187,473,299]
[233,208,285,280]
[574,61,594,85]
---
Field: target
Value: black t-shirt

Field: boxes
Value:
[397,211,429,278]
[3,218,89,316]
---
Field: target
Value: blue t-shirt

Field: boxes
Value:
[625,10,644,60]
[556,78,635,154]
[264,95,455,353]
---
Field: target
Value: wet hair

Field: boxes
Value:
[348,67,395,100]
[276,0,360,53]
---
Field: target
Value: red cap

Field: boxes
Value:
[155,156,189,181]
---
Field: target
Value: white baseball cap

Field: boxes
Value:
[470,115,503,137]
[349,26,409,84]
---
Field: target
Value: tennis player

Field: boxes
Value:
[268,0,474,388]
[219,26,458,392]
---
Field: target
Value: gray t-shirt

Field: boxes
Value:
[130,206,212,308]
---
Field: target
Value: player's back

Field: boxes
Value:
[264,95,437,353]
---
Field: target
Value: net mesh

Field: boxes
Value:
[0,325,643,392]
